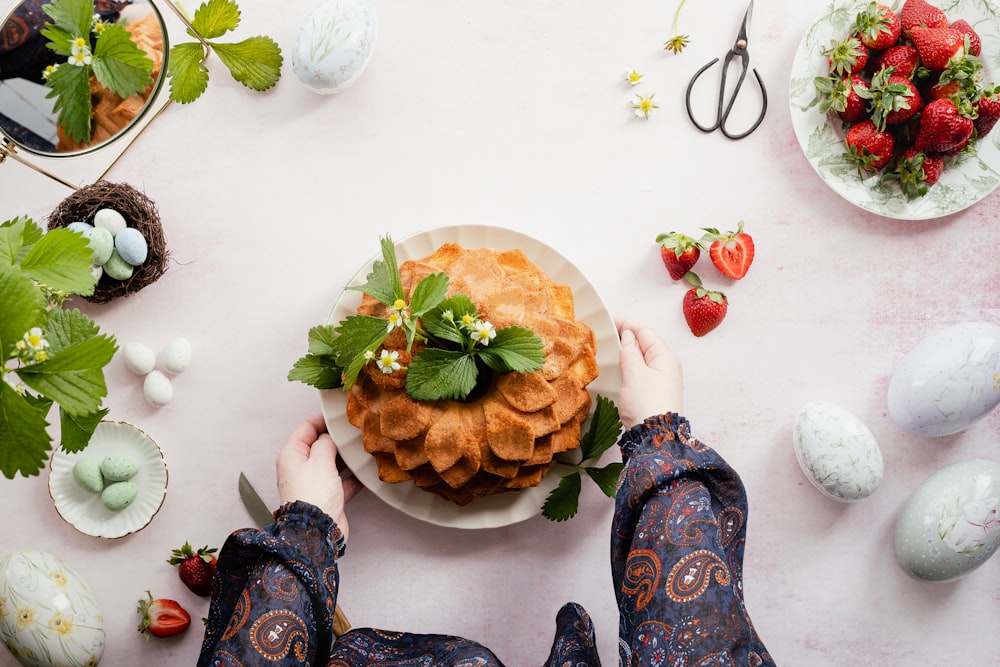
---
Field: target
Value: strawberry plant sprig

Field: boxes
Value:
[40,0,156,143]
[542,395,623,521]
[163,0,283,104]
[0,217,118,479]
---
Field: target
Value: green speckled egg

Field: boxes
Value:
[72,458,104,493]
[83,225,114,265]
[103,249,134,280]
[101,454,138,482]
[101,480,138,511]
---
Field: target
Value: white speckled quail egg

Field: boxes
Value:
[102,250,134,281]
[143,370,173,407]
[114,227,148,266]
[888,322,1000,437]
[160,337,191,375]
[122,342,156,375]
[292,0,378,94]
[0,550,105,667]
[793,400,883,502]
[92,208,127,236]
[894,458,1000,582]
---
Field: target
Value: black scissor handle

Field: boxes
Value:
[685,51,767,140]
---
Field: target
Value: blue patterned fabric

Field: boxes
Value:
[199,414,774,666]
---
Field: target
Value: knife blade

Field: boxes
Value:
[237,471,351,636]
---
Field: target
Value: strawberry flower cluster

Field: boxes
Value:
[812,0,1000,199]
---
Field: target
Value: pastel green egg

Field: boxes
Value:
[103,249,134,280]
[93,208,127,236]
[82,225,114,265]
[101,480,138,511]
[101,454,138,481]
[72,458,105,493]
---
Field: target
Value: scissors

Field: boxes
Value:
[684,0,767,140]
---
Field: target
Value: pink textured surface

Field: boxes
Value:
[1,0,998,664]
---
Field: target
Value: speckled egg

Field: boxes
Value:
[0,550,105,667]
[122,342,156,375]
[888,322,1000,437]
[81,226,114,266]
[292,0,378,94]
[143,370,173,407]
[100,455,137,482]
[793,400,884,502]
[894,458,1000,582]
[101,480,138,511]
[114,227,147,266]
[92,208,126,236]
[72,458,104,493]
[102,250,134,281]
[160,337,191,374]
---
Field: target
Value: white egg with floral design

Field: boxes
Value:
[793,400,883,502]
[894,458,1000,582]
[0,550,104,667]
[292,0,378,94]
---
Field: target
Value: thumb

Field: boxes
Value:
[308,434,338,468]
[619,328,644,373]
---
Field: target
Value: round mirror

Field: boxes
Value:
[0,0,168,158]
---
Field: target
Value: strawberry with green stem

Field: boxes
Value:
[844,119,896,174]
[885,148,943,199]
[136,592,191,639]
[854,2,901,51]
[700,221,755,280]
[682,273,728,337]
[910,25,966,72]
[816,74,870,123]
[169,542,218,596]
[857,66,922,129]
[915,97,974,153]
[655,232,702,280]
[825,35,869,76]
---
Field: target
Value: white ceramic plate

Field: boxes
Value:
[788,0,1000,220]
[48,421,168,539]
[320,225,621,529]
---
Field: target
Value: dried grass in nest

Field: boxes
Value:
[47,181,168,304]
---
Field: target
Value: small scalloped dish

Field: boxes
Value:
[48,420,168,539]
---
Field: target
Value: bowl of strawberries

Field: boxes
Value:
[789,0,1000,220]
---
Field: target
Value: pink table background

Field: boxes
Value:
[2,0,998,664]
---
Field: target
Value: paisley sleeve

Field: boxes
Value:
[197,500,345,666]
[612,413,776,666]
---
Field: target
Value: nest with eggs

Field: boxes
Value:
[47,181,169,304]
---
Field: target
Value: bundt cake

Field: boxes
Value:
[344,243,600,506]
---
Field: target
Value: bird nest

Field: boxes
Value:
[47,181,168,304]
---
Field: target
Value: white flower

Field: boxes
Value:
[16,328,49,364]
[939,496,1000,555]
[625,69,644,86]
[473,321,496,346]
[632,93,659,119]
[68,49,92,67]
[386,299,410,331]
[363,350,375,361]
[376,349,400,374]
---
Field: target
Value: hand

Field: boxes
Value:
[275,415,362,542]
[616,320,684,429]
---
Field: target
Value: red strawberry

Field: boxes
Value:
[910,25,965,71]
[700,221,754,280]
[826,35,869,76]
[899,0,948,38]
[886,148,944,198]
[844,119,896,173]
[974,88,1000,137]
[169,542,218,596]
[136,592,191,639]
[854,3,901,51]
[862,68,922,128]
[950,19,981,56]
[872,45,920,79]
[915,98,974,153]
[655,232,701,280]
[681,273,728,337]
[816,75,870,123]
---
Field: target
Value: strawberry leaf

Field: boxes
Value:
[579,395,622,461]
[0,267,47,363]
[44,63,93,143]
[347,236,402,305]
[190,0,242,39]
[0,217,43,267]
[585,462,624,497]
[19,228,95,295]
[541,471,582,521]
[211,36,283,92]
[167,42,210,104]
[0,383,52,479]
[408,272,449,315]
[41,0,91,38]
[477,327,544,374]
[91,23,155,98]
[60,406,109,453]
[405,349,478,401]
[286,354,343,390]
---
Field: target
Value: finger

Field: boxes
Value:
[305,413,328,435]
[633,326,678,369]
[618,328,646,380]
[308,434,338,468]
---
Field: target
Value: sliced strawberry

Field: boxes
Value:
[136,591,191,639]
[700,221,754,280]
[910,25,965,71]
[681,272,728,337]
[915,97,974,153]
[854,3,901,51]
[844,119,896,174]
[655,232,701,280]
[899,0,948,38]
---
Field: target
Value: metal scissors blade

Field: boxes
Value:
[684,0,767,140]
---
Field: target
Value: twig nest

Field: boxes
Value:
[292,0,378,94]
[47,181,168,303]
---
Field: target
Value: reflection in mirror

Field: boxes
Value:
[0,0,167,157]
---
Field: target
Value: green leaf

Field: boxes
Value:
[347,236,401,305]
[331,315,389,363]
[39,24,76,57]
[41,0,92,38]
[477,326,545,374]
[579,395,622,461]
[0,267,47,361]
[59,406,108,453]
[408,272,449,315]
[191,0,242,39]
[287,354,343,390]
[0,216,41,268]
[43,308,105,354]
[541,472,582,522]
[306,324,337,356]
[585,462,624,498]
[167,42,210,104]
[45,62,93,143]
[20,228,95,295]
[405,349,478,401]
[211,36,283,92]
[422,294,476,344]
[17,332,117,416]
[91,23,154,98]
[0,382,52,479]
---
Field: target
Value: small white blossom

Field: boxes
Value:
[386,299,410,331]
[16,328,50,364]
[473,321,496,346]
[632,93,659,119]
[68,49,92,66]
[363,350,375,361]
[625,69,644,86]
[376,349,400,374]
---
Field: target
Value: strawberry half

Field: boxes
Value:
[655,232,701,280]
[682,272,728,337]
[169,542,218,596]
[136,592,191,639]
[700,221,754,280]
[910,25,965,71]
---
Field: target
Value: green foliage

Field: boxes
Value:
[0,217,118,479]
[167,0,283,104]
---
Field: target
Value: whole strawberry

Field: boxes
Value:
[844,119,895,174]
[825,35,869,76]
[910,25,966,72]
[974,87,1000,137]
[860,67,922,129]
[854,3,901,51]
[169,542,218,596]
[655,232,701,280]
[136,592,190,639]
[915,97,974,153]
[899,0,948,38]
[682,273,728,337]
[951,19,982,57]
[816,75,870,123]
[886,148,944,198]
[872,45,920,80]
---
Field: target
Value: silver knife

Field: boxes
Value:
[237,471,352,636]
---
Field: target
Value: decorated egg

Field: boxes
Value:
[143,370,173,407]
[0,550,105,667]
[793,400,884,502]
[292,0,378,94]
[114,227,147,266]
[160,337,191,374]
[122,342,156,375]
[887,322,1000,437]
[894,458,1000,582]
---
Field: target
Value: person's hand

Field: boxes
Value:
[616,320,684,429]
[275,415,362,542]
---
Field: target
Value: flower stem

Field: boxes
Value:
[672,0,687,36]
